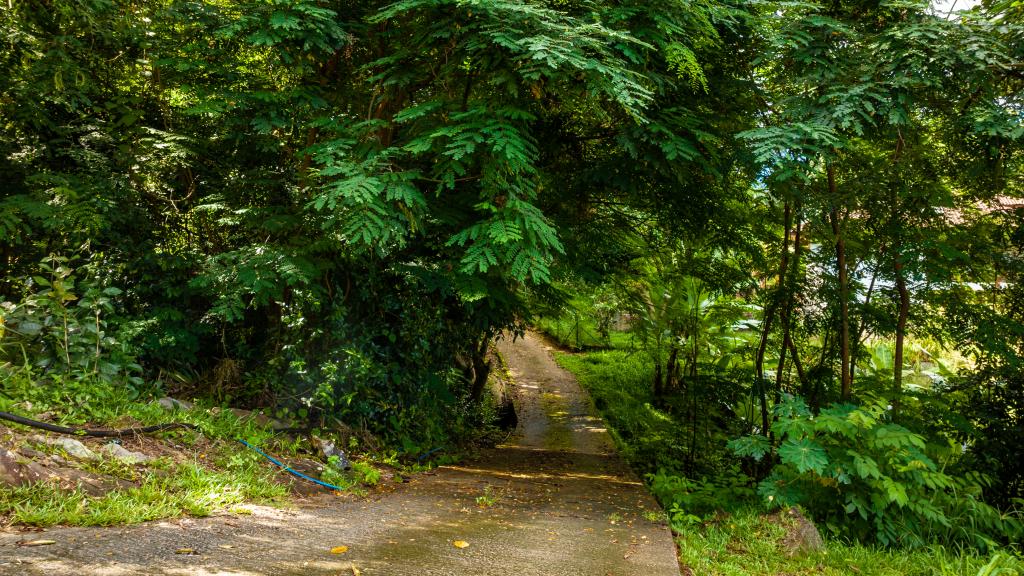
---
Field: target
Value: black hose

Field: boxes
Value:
[0,410,200,437]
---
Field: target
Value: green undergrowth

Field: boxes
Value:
[552,343,1023,576]
[674,510,1021,576]
[0,371,281,445]
[553,347,692,474]
[535,314,633,351]
[320,459,382,496]
[0,373,392,526]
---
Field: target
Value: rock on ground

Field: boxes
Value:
[0,445,133,496]
[100,443,152,464]
[28,436,99,462]
[156,397,193,411]
[0,447,50,487]
[776,507,825,556]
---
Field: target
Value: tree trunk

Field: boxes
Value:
[890,132,907,413]
[828,164,852,400]
[469,337,492,402]
[691,323,699,379]
[787,338,808,391]
[755,310,776,389]
[776,207,802,394]
[665,345,679,391]
[653,361,664,399]
[893,256,909,414]
[849,257,881,388]
[755,200,792,432]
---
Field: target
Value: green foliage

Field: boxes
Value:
[0,0,1022,559]
[555,349,693,473]
[1,255,140,387]
[320,458,381,493]
[647,468,755,527]
[475,485,499,508]
[730,395,1022,549]
[534,283,628,350]
[974,553,1024,576]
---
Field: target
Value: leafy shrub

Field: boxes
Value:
[729,394,1021,549]
[1,255,140,387]
[320,459,381,492]
[646,466,756,528]
[949,368,1024,509]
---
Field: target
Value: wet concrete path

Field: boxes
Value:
[0,332,680,575]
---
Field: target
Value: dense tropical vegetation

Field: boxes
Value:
[1,0,1022,571]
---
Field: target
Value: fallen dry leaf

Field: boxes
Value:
[352,567,362,576]
[174,548,196,555]
[17,539,56,547]
[218,544,234,550]
[453,540,470,549]
[330,545,349,554]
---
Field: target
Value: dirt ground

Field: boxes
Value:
[0,332,680,576]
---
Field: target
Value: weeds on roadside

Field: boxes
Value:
[674,510,1020,576]
[0,460,287,526]
[475,485,499,508]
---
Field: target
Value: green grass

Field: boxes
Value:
[0,371,290,449]
[0,457,288,526]
[319,459,383,495]
[674,510,1016,576]
[534,314,632,350]
[0,372,371,526]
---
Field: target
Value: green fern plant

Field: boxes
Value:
[729,395,1021,549]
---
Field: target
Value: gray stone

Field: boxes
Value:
[30,435,100,461]
[317,438,351,471]
[0,447,49,486]
[1,445,136,494]
[44,466,135,496]
[229,408,252,420]
[777,507,824,556]
[156,397,193,411]
[18,447,48,460]
[101,443,152,464]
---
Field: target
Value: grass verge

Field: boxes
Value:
[0,459,287,526]
[0,373,386,526]
[675,510,1018,576]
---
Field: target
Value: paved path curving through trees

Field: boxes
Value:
[0,332,679,575]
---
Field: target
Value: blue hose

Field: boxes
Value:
[416,446,444,463]
[237,439,345,492]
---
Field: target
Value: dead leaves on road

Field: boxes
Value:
[16,539,56,547]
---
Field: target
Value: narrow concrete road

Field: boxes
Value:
[0,332,679,576]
